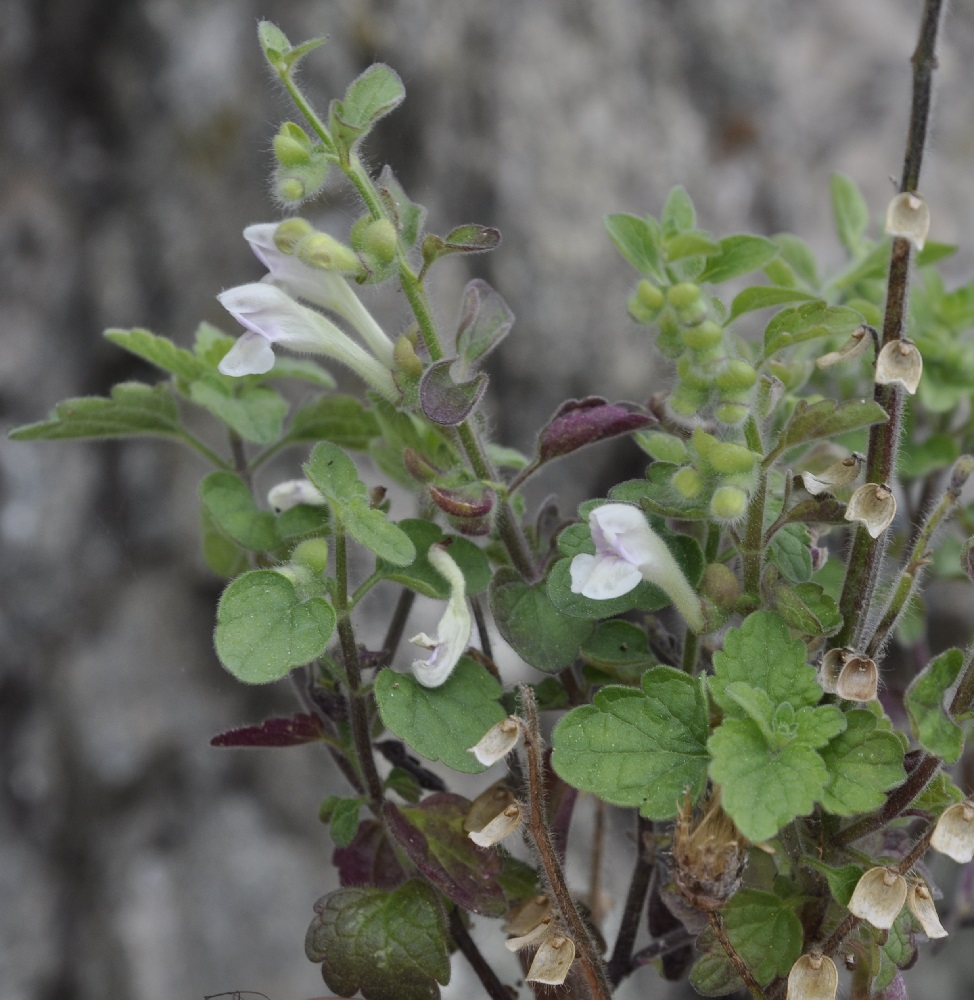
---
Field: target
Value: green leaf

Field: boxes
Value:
[762,301,865,357]
[579,620,656,676]
[728,286,818,323]
[344,506,418,566]
[551,667,709,819]
[304,439,367,504]
[830,173,870,255]
[199,472,279,551]
[214,570,335,683]
[189,377,288,444]
[378,165,427,249]
[819,710,905,815]
[898,432,960,480]
[192,321,236,367]
[697,235,778,285]
[604,213,664,280]
[200,506,248,578]
[374,658,506,774]
[775,398,888,455]
[904,648,965,762]
[709,716,831,842]
[709,611,823,714]
[264,355,337,388]
[328,797,364,848]
[305,881,450,1000]
[803,859,865,906]
[768,522,813,583]
[773,233,821,289]
[389,794,506,916]
[490,568,594,673]
[770,581,843,637]
[690,890,803,992]
[665,231,720,261]
[376,520,490,597]
[10,382,182,441]
[104,328,207,382]
[661,185,696,236]
[338,63,405,132]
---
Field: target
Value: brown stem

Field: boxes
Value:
[589,797,607,927]
[707,911,768,1000]
[607,816,654,986]
[471,593,493,663]
[381,587,415,661]
[448,907,513,1000]
[518,685,611,1000]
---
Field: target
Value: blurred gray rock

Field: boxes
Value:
[3,1,974,998]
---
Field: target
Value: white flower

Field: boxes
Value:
[245,223,395,366]
[569,503,705,632]
[409,544,471,688]
[217,282,398,400]
[267,479,327,512]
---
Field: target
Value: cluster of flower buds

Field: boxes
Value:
[502,896,576,986]
[271,121,331,205]
[645,427,758,524]
[819,648,879,701]
[629,279,758,426]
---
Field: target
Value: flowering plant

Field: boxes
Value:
[12,3,974,998]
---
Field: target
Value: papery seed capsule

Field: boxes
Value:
[468,802,522,847]
[835,654,879,702]
[467,716,521,767]
[931,801,974,863]
[526,934,576,985]
[885,191,930,251]
[907,881,948,939]
[820,647,852,695]
[504,895,553,936]
[875,339,923,394]
[848,867,907,929]
[786,953,838,1000]
[816,324,871,369]
[801,453,864,496]
[844,483,896,538]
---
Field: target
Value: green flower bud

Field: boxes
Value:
[276,175,307,204]
[636,279,666,311]
[715,360,757,393]
[715,402,748,426]
[667,282,703,310]
[671,466,705,499]
[355,218,398,266]
[291,538,330,575]
[710,486,747,521]
[296,232,363,275]
[637,431,688,464]
[680,320,724,352]
[273,217,316,254]
[768,359,812,392]
[691,428,722,463]
[669,386,707,418]
[708,441,757,475]
[393,335,424,377]
[273,123,313,168]
[676,355,712,391]
[656,310,684,358]
[700,562,741,610]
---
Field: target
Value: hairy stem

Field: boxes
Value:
[707,911,767,1000]
[607,816,654,986]
[835,0,945,649]
[448,907,512,1000]
[519,685,611,1000]
[381,587,416,661]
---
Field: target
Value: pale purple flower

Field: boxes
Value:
[409,544,471,688]
[569,503,705,632]
[217,282,398,400]
[244,223,394,366]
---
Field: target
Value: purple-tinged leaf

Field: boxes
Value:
[880,972,909,1000]
[333,819,408,890]
[402,447,443,483]
[538,397,654,465]
[428,483,495,535]
[384,793,507,917]
[419,359,488,425]
[422,225,502,269]
[210,712,325,747]
[455,279,514,373]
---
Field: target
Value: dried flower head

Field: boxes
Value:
[468,716,521,767]
[526,933,576,986]
[907,881,948,939]
[786,953,838,1000]
[504,895,553,937]
[801,453,864,497]
[671,790,747,912]
[504,914,556,952]
[464,782,516,833]
[885,191,930,251]
[875,339,923,394]
[931,801,974,863]
[820,647,853,694]
[848,867,908,929]
[816,324,872,369]
[835,654,879,702]
[844,483,896,538]
[467,802,522,848]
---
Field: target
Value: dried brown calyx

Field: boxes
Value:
[671,789,747,912]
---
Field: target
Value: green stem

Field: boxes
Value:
[334,522,385,809]
[741,469,768,601]
[176,430,231,469]
[948,642,974,718]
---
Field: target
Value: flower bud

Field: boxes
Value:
[276,175,307,203]
[637,431,688,464]
[931,801,974,863]
[668,282,703,311]
[816,324,871,369]
[708,442,758,476]
[636,279,666,311]
[835,654,879,702]
[267,478,327,512]
[848,867,907,929]
[885,191,930,251]
[875,339,923,394]
[351,216,399,270]
[711,486,748,522]
[468,716,521,767]
[297,233,364,275]
[669,386,707,418]
[844,483,896,538]
[393,335,424,377]
[714,402,748,426]
[786,953,838,1000]
[672,466,705,499]
[290,538,330,575]
[273,122,313,168]
[801,453,863,496]
[907,881,947,939]
[526,934,576,986]
[716,360,758,394]
[676,355,713,391]
[273,217,316,254]
[680,319,724,352]
[700,562,741,611]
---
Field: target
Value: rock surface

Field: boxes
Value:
[3,1,974,998]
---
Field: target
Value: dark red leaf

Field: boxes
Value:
[537,397,653,464]
[210,713,325,748]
